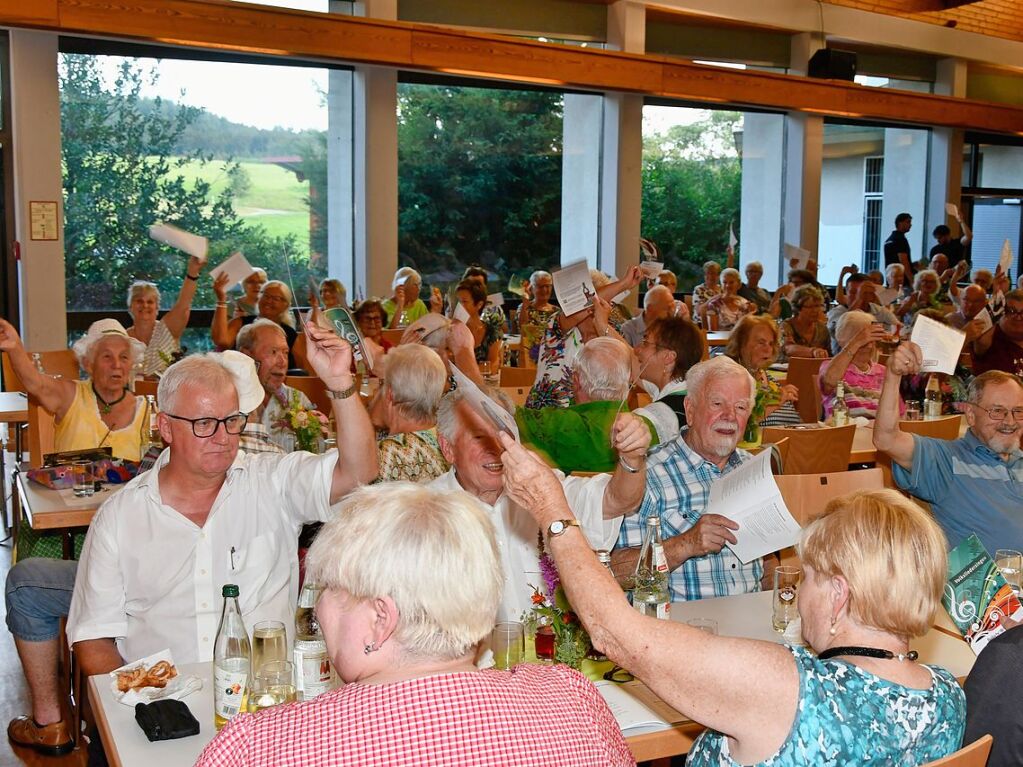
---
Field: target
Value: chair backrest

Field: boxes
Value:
[3,350,80,392]
[500,366,537,388]
[785,356,826,423]
[919,735,992,767]
[764,437,789,474]
[899,414,962,441]
[500,386,529,407]
[27,397,56,469]
[284,375,332,416]
[133,379,159,398]
[380,328,406,347]
[774,467,884,527]
[761,423,856,475]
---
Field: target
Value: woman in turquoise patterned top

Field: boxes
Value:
[498,452,966,767]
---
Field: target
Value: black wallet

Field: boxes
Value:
[134,700,201,742]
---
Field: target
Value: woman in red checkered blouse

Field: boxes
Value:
[195,482,635,767]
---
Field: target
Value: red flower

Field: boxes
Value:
[531,593,545,605]
[562,612,576,625]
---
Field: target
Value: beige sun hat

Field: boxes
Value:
[218,350,265,413]
[71,318,147,365]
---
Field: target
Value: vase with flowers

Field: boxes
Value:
[521,533,591,669]
[274,389,329,453]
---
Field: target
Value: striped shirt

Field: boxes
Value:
[616,430,763,601]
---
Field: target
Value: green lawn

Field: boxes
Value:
[169,157,311,223]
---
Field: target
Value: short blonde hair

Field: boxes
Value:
[127,281,160,309]
[800,489,948,639]
[306,483,503,660]
[383,344,448,422]
[835,310,874,350]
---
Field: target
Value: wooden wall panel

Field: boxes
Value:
[0,0,1020,137]
[0,0,58,26]
[825,0,1023,45]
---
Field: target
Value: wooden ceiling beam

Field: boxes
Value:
[3,0,1021,136]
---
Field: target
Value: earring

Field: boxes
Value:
[829,616,837,636]
[363,641,377,655]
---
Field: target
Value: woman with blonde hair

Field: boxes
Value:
[498,438,967,767]
[212,277,299,367]
[196,482,633,767]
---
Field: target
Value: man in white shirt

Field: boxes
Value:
[67,324,376,690]
[429,389,648,621]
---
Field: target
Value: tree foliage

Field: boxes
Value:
[60,54,302,311]
[396,84,563,282]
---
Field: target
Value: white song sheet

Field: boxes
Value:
[910,314,967,374]
[148,223,208,263]
[450,365,520,441]
[639,261,663,280]
[708,450,801,564]
[784,244,811,271]
[552,260,596,316]
[209,251,256,289]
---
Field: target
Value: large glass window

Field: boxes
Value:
[641,104,785,291]
[818,121,931,285]
[396,82,564,300]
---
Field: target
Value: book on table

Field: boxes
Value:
[595,680,687,736]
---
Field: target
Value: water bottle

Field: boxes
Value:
[213,584,251,729]
[925,375,942,419]
[294,581,334,700]
[831,381,850,426]
[633,518,671,620]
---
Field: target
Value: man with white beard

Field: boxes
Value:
[874,344,1023,556]
[612,356,764,601]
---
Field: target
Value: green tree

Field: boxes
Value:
[641,110,742,290]
[396,84,563,283]
[60,54,298,311]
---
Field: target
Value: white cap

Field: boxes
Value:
[218,350,265,413]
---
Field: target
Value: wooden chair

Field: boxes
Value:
[27,397,56,468]
[133,379,159,398]
[763,436,789,474]
[500,386,529,407]
[284,375,332,415]
[784,356,825,423]
[500,366,536,388]
[380,328,406,347]
[2,349,80,392]
[900,414,962,441]
[761,423,856,475]
[919,734,992,767]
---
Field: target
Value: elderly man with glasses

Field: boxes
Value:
[875,345,1023,555]
[970,289,1023,377]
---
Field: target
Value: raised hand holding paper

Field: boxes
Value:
[945,202,959,219]
[487,292,505,307]
[874,287,899,307]
[999,239,1014,277]
[209,251,256,289]
[449,364,519,441]
[320,307,373,369]
[784,243,811,271]
[728,223,738,251]
[148,223,208,263]
[552,260,596,316]
[639,261,663,280]
[910,314,966,374]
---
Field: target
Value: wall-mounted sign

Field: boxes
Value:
[29,201,59,241]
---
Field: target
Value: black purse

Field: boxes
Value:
[133,700,201,742]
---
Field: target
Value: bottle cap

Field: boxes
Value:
[222,584,239,598]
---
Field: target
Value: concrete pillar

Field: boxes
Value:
[9,30,67,348]
[930,58,967,240]
[881,126,930,269]
[326,0,398,302]
[561,94,602,270]
[739,114,786,289]
[783,33,824,283]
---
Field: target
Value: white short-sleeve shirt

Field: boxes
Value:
[428,469,621,622]
[67,448,337,664]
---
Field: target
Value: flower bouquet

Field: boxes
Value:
[521,535,591,669]
[275,389,329,453]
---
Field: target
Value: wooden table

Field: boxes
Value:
[705,330,730,347]
[13,468,114,559]
[0,391,28,533]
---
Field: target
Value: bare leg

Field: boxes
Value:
[13,637,63,725]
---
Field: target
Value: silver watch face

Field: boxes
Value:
[549,520,566,536]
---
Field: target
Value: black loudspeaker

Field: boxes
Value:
[808,49,857,81]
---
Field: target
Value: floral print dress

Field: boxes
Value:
[524,315,584,410]
[687,645,965,767]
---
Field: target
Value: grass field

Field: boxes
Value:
[169,158,312,253]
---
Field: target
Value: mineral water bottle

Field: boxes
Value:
[633,518,671,620]
[831,381,850,426]
[146,395,162,449]
[925,375,942,419]
[214,584,250,730]
[294,581,334,700]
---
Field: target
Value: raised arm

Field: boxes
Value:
[303,323,379,499]
[595,265,642,305]
[0,318,76,418]
[160,256,204,339]
[872,342,919,470]
[499,435,798,754]
[821,323,887,394]
[599,412,649,520]
[211,273,241,349]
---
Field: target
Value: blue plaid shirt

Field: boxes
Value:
[616,429,764,601]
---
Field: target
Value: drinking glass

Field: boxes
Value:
[995,549,1023,597]
[249,660,296,712]
[772,567,801,633]
[71,460,94,498]
[492,621,524,670]
[904,402,922,421]
[251,620,288,678]
[686,618,718,635]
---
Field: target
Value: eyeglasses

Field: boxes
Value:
[971,404,1023,422]
[361,315,383,324]
[639,338,670,352]
[1004,307,1023,319]
[261,294,290,305]
[164,412,248,438]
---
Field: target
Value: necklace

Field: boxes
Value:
[92,384,129,415]
[819,645,918,662]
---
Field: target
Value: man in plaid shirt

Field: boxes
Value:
[613,356,765,601]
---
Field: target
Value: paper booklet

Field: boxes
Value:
[784,243,811,271]
[639,261,664,280]
[942,534,1023,654]
[320,307,374,369]
[552,259,597,317]
[595,680,686,737]
[210,251,257,288]
[708,449,801,564]
[148,223,209,263]
[910,314,966,374]
[449,364,520,442]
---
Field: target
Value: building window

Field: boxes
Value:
[863,157,884,271]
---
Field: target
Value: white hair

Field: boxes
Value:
[127,281,161,310]
[383,344,448,422]
[306,483,503,661]
[436,387,514,443]
[394,266,422,287]
[721,267,741,282]
[575,337,632,401]
[835,310,875,350]
[913,268,939,290]
[744,261,763,273]
[685,355,755,408]
[158,354,238,413]
[260,280,295,328]
[529,270,552,288]
[644,284,673,309]
[236,317,285,354]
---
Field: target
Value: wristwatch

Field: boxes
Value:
[547,519,581,539]
[327,382,356,400]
